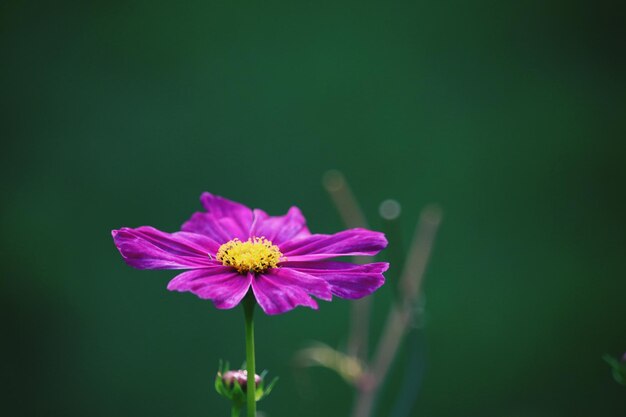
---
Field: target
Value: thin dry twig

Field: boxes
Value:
[352,205,442,417]
[298,171,442,417]
[322,170,369,229]
[323,170,372,362]
[294,342,365,385]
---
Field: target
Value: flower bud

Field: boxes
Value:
[215,361,278,406]
[221,370,262,392]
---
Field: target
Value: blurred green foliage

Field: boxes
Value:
[1,1,625,416]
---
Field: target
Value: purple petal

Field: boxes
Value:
[279,228,387,261]
[199,192,253,238]
[249,207,311,244]
[251,268,332,315]
[182,212,248,242]
[167,267,251,309]
[281,261,388,299]
[112,226,219,270]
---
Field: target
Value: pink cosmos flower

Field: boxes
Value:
[112,193,388,315]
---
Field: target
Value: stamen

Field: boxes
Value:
[216,237,283,274]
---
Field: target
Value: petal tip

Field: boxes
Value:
[199,191,213,202]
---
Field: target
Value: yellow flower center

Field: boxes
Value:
[216,237,283,274]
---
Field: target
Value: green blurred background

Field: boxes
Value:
[2,1,625,416]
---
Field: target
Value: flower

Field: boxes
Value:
[221,370,261,390]
[112,193,388,314]
[215,362,277,405]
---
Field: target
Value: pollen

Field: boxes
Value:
[216,237,283,274]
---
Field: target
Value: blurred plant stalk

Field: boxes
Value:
[295,170,441,417]
[322,170,373,362]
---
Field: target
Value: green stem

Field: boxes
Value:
[243,295,256,417]
[231,404,242,417]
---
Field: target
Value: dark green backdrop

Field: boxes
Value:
[2,1,625,416]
